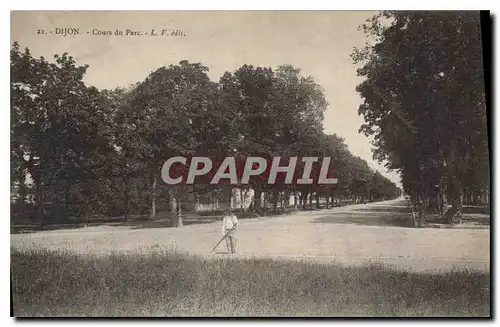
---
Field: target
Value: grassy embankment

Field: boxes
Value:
[11,247,490,317]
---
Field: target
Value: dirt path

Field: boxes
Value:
[11,198,490,273]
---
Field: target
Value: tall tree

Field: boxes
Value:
[126,60,234,226]
[352,12,488,226]
[11,43,114,224]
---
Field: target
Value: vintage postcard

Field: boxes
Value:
[10,11,490,317]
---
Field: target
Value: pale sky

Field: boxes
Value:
[11,11,401,186]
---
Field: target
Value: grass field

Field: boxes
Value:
[11,247,490,317]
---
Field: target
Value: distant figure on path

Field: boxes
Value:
[221,208,238,254]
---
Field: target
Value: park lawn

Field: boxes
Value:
[11,247,490,317]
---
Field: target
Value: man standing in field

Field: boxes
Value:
[221,208,238,254]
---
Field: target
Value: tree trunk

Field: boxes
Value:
[34,173,46,229]
[253,188,262,210]
[446,185,463,225]
[415,161,427,227]
[170,189,184,228]
[283,189,290,209]
[418,196,429,227]
[416,196,424,227]
[150,173,157,220]
[437,158,448,219]
[272,191,278,211]
[244,189,251,212]
[168,188,180,227]
[18,178,27,204]
[62,180,71,224]
[437,183,448,219]
[176,194,184,227]
[168,189,176,212]
[299,192,306,208]
[462,186,468,205]
[230,187,237,209]
[409,195,419,227]
[124,176,130,222]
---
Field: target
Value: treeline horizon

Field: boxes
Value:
[11,39,401,227]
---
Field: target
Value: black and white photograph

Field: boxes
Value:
[10,10,490,317]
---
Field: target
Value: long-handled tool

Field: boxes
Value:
[211,224,237,253]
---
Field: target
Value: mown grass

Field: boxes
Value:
[11,247,490,317]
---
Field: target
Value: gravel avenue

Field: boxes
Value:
[11,198,490,273]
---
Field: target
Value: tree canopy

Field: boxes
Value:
[352,11,488,226]
[11,41,401,227]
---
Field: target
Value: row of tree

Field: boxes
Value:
[353,11,489,227]
[11,42,400,227]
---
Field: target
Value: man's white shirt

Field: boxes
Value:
[221,214,238,236]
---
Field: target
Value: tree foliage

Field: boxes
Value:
[11,42,401,227]
[352,11,488,226]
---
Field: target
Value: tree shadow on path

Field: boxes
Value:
[313,205,490,229]
[313,211,415,228]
